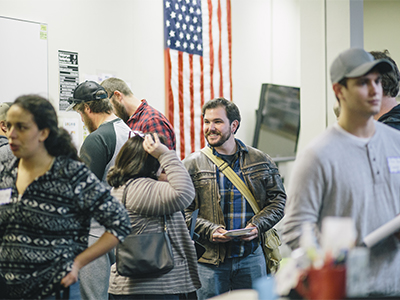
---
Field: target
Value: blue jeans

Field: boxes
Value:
[42,281,81,300]
[196,245,266,300]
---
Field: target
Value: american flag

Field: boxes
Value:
[164,0,232,159]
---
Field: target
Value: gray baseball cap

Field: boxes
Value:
[330,48,393,84]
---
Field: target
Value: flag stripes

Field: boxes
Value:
[165,0,232,159]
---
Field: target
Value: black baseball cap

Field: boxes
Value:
[66,81,107,111]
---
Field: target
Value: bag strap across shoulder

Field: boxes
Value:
[201,147,261,214]
[121,179,167,231]
[201,147,283,272]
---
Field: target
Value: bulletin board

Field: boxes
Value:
[0,16,48,103]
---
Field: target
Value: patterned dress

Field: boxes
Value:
[0,156,131,299]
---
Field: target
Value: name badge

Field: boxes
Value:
[0,188,12,205]
[387,157,400,174]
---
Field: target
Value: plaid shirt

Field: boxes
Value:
[127,100,176,150]
[213,139,259,258]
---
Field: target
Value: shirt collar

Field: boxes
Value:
[128,99,148,121]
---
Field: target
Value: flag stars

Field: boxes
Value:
[165,0,203,55]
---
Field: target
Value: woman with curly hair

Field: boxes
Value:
[0,95,131,299]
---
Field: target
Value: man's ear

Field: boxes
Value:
[0,120,7,134]
[84,104,92,114]
[332,83,345,102]
[231,119,239,134]
[113,91,123,103]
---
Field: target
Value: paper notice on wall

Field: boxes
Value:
[63,118,80,148]
[59,50,79,110]
[83,73,116,84]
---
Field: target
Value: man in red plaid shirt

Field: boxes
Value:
[101,77,176,150]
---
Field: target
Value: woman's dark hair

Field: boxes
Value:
[12,94,79,161]
[107,134,167,188]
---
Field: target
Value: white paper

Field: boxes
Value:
[388,157,400,173]
[63,118,80,148]
[321,217,356,258]
[223,227,255,237]
[363,214,400,247]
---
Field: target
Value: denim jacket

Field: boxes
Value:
[183,140,286,265]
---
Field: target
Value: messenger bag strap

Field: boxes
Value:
[201,147,261,215]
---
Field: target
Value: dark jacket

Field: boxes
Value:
[378,104,400,131]
[183,140,286,266]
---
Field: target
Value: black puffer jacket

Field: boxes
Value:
[378,104,400,131]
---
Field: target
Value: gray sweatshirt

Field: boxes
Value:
[283,121,400,295]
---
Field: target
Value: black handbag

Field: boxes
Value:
[116,180,174,278]
[187,209,206,260]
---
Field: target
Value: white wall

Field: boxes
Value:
[1,0,166,108]
[1,0,300,149]
[1,0,166,147]
[231,0,300,146]
[2,0,398,142]
[364,0,400,79]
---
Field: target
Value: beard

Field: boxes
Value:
[205,129,232,147]
[111,98,130,123]
[82,112,96,133]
